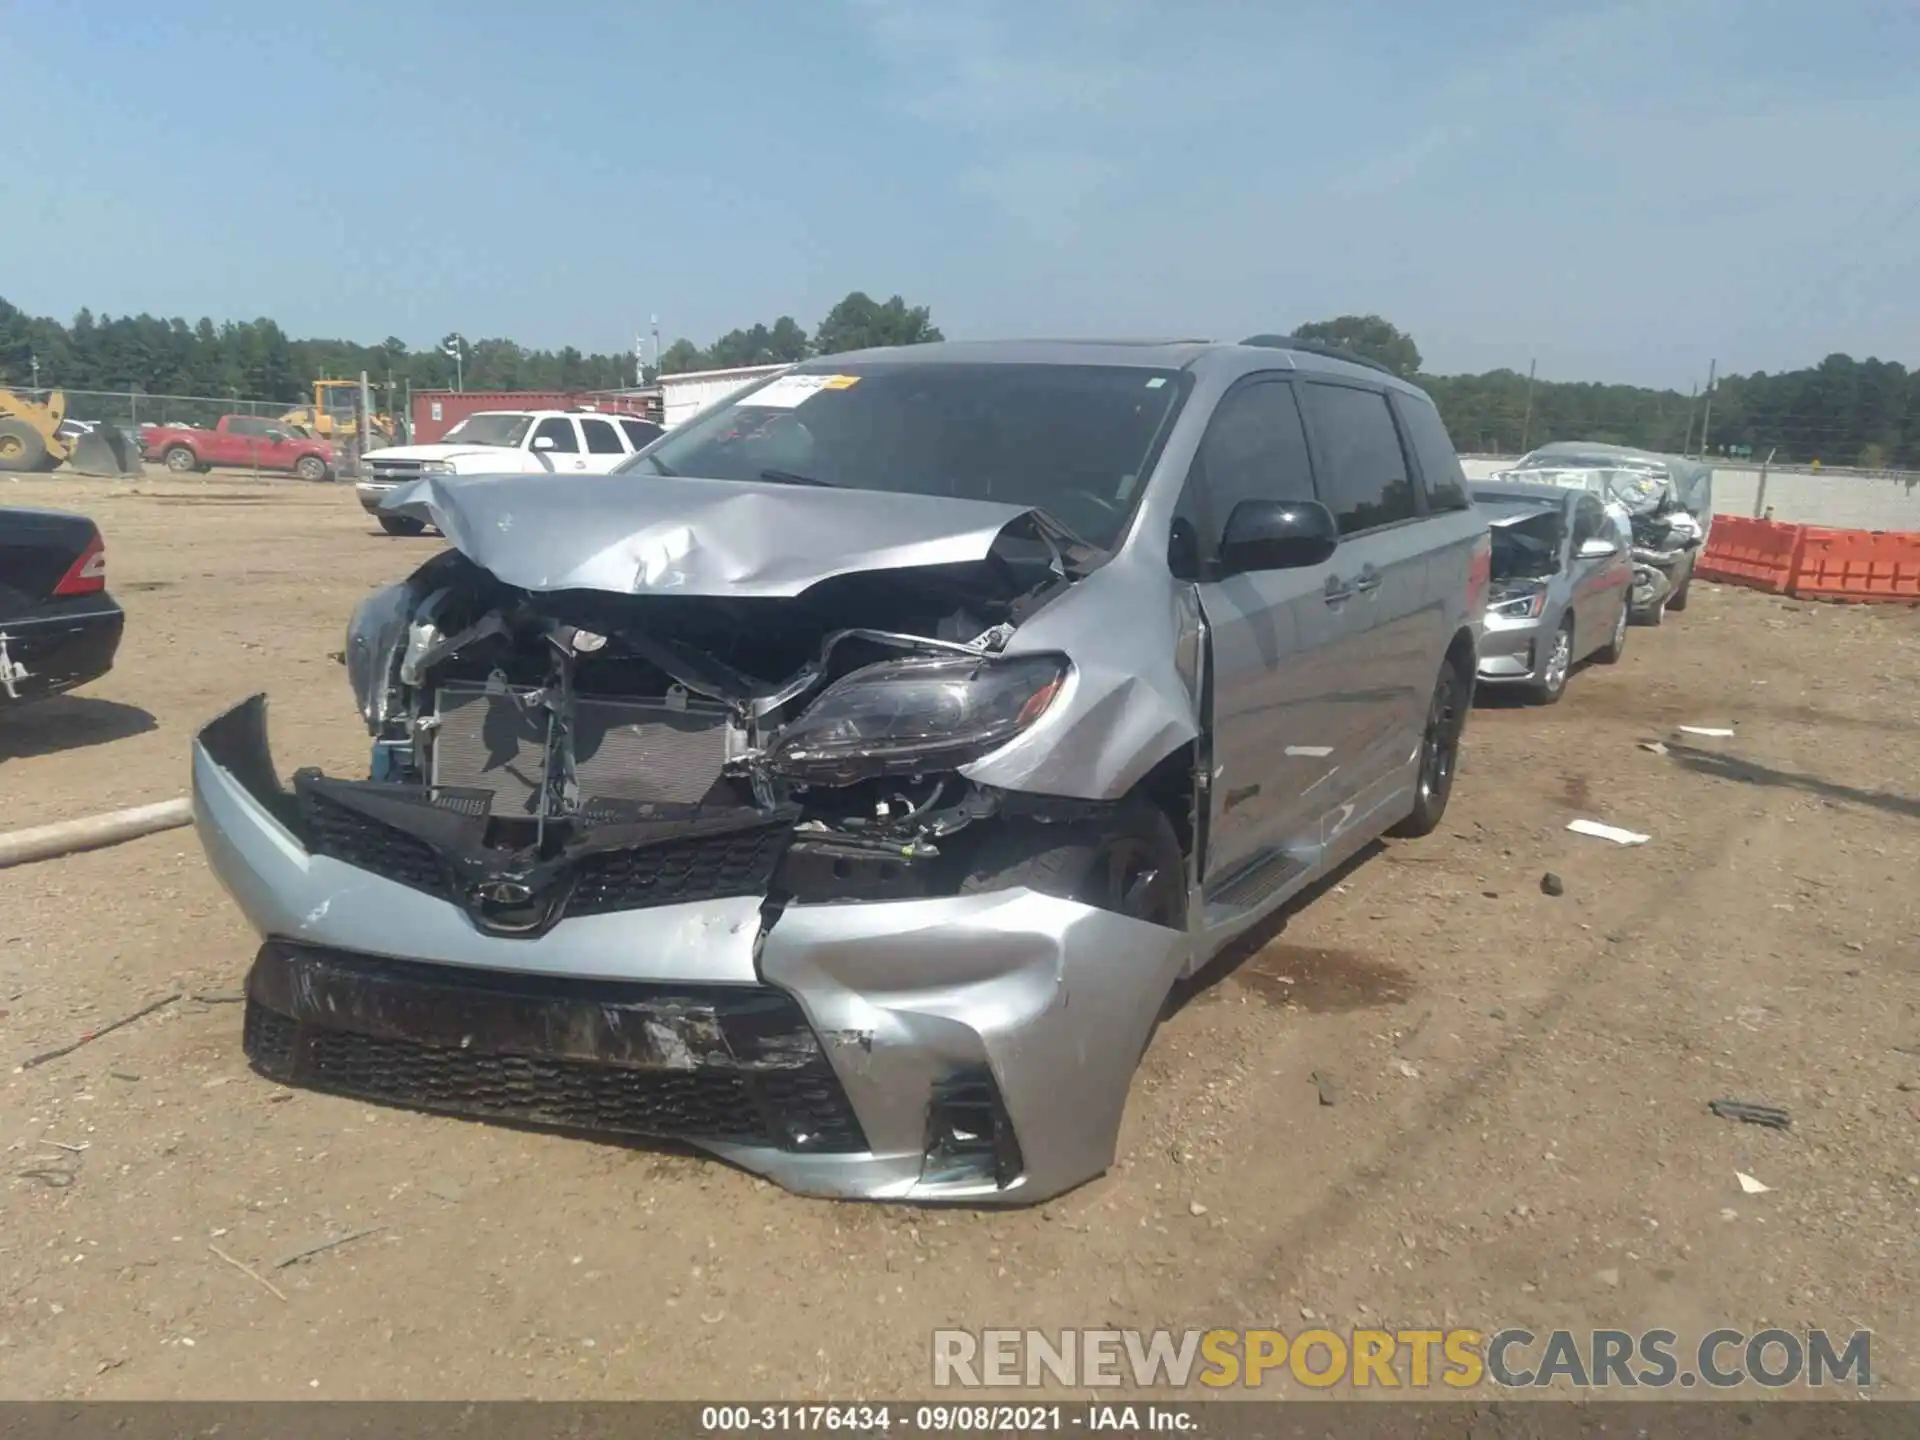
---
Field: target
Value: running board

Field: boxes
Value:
[1203,846,1313,920]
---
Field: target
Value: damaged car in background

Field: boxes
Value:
[191,337,1488,1204]
[1500,442,1714,625]
[1469,481,1632,703]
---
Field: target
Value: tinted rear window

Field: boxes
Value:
[1392,392,1470,512]
[1298,382,1417,534]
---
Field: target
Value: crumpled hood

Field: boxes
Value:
[383,471,1045,596]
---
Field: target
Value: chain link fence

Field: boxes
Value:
[12,387,381,478]
[29,387,299,432]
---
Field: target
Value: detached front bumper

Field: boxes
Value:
[191,696,1187,1205]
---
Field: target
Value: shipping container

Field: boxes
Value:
[658,363,790,429]
[408,390,662,445]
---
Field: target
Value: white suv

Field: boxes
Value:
[357,410,663,535]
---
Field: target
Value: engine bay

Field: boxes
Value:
[329,529,1101,926]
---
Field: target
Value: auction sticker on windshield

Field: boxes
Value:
[749,374,861,408]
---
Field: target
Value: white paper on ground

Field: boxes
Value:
[1678,726,1735,737]
[1736,1171,1772,1195]
[1567,819,1652,845]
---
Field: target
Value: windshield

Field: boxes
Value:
[613,362,1190,548]
[1482,505,1565,581]
[442,414,534,447]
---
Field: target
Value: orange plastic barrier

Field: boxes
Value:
[1697,516,1804,594]
[1789,527,1920,602]
[1698,517,1920,602]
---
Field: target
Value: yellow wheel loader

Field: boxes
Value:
[0,390,142,476]
[279,379,396,445]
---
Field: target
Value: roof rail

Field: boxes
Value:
[1240,334,1398,377]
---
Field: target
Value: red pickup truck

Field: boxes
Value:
[142,415,336,480]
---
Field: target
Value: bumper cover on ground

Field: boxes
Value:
[193,695,1189,1203]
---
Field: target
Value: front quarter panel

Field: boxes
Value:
[960,554,1200,800]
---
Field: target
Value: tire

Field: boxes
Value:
[959,801,1187,931]
[1666,554,1694,611]
[163,446,198,473]
[0,419,49,473]
[1594,598,1629,664]
[1528,616,1574,705]
[378,514,427,537]
[1389,654,1469,839]
[295,455,329,482]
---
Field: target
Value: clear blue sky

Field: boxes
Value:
[5,0,1915,388]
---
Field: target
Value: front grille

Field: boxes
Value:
[296,778,790,915]
[369,460,423,482]
[302,786,444,894]
[569,824,791,915]
[242,948,866,1153]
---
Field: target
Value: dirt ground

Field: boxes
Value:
[2,471,1917,1401]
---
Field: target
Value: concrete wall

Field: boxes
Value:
[1460,457,1920,532]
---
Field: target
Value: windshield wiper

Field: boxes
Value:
[758,468,835,488]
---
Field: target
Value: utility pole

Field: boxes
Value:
[1518,358,1538,453]
[634,332,645,388]
[358,370,372,474]
[1697,359,1717,459]
[1682,383,1698,455]
[29,353,39,392]
[1752,446,1778,519]
[441,337,465,392]
[651,315,661,374]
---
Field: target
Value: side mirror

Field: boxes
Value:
[532,436,554,450]
[1218,499,1340,574]
[1577,537,1619,559]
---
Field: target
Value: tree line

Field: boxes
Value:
[2,294,1912,468]
[0,290,940,404]
[1297,314,1920,469]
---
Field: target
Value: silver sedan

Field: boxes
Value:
[1472,480,1634,704]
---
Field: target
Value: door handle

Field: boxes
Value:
[1323,575,1355,605]
[1352,565,1381,594]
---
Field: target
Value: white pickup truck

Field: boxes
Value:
[356,409,664,535]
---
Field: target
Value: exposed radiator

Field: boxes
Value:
[430,682,732,814]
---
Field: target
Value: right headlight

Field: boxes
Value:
[418,460,456,475]
[1487,586,1548,619]
[769,653,1070,784]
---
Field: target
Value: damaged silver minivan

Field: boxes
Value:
[192,338,1490,1204]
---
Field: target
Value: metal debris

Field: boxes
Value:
[1709,1099,1791,1130]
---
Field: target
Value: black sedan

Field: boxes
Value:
[0,507,126,705]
